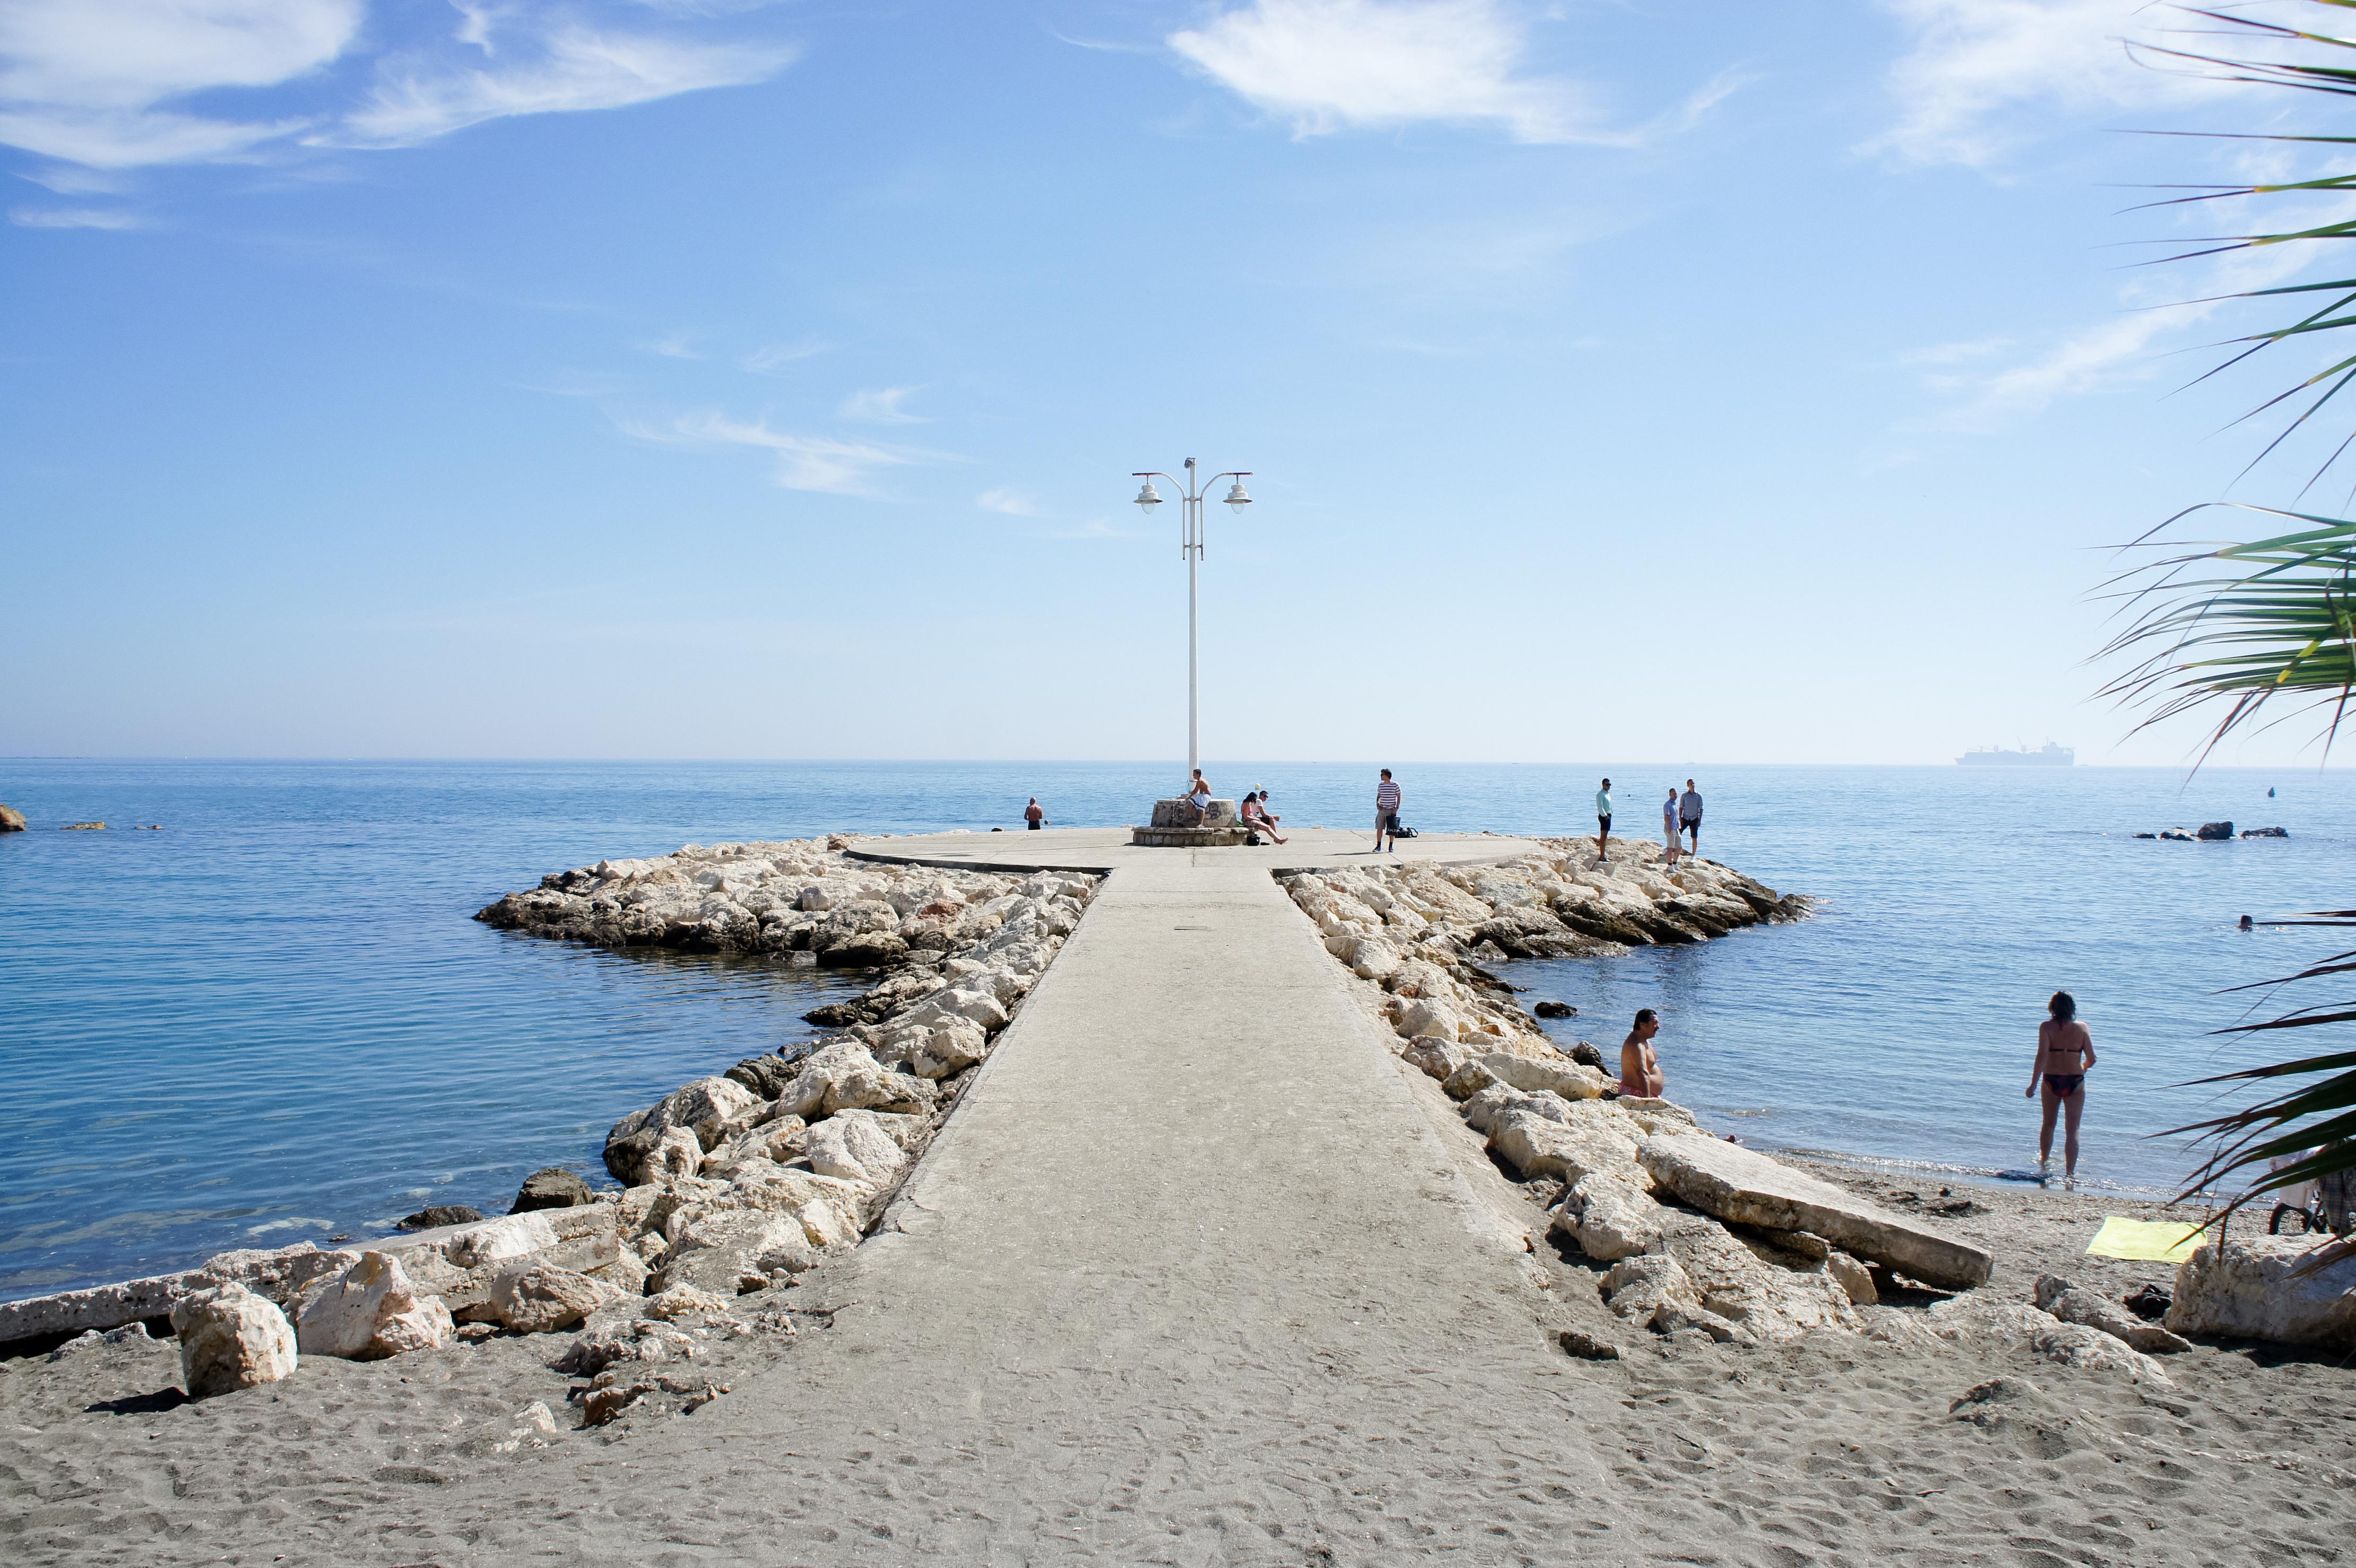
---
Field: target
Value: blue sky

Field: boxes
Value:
[5,0,2354,765]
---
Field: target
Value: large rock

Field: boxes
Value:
[1551,1172,1665,1261]
[489,1263,621,1334]
[1636,1134,1993,1290]
[603,1076,758,1180]
[2165,1234,2356,1346]
[652,1210,817,1295]
[1489,1104,1644,1186]
[294,1251,455,1359]
[2034,1275,2191,1354]
[169,1281,297,1398]
[0,1242,351,1346]
[443,1211,560,1270]
[510,1167,596,1214]
[804,1112,911,1188]
[1478,1051,1609,1101]
[0,804,24,832]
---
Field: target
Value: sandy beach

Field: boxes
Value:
[3,1151,2346,1565]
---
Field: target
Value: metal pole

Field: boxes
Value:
[1185,458,1199,778]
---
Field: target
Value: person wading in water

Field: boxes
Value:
[2025,990,2096,1183]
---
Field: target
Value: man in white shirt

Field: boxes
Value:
[1374,769,1402,853]
[1679,779,1703,855]
[1595,778,1614,862]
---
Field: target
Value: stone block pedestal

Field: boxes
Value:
[1131,799,1250,848]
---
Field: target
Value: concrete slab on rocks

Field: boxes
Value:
[1638,1133,1995,1290]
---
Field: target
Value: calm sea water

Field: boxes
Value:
[1,759,2346,1303]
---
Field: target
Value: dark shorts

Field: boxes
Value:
[1026,820,1041,830]
[1597,816,1611,831]
[1681,815,1701,831]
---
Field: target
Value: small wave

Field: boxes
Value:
[1768,1146,2175,1197]
[245,1217,335,1236]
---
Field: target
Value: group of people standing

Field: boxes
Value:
[1592,777,1703,863]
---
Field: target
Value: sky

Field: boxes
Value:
[6,0,2356,765]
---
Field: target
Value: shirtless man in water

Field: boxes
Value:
[2025,989,2096,1181]
[1619,1008,1664,1098]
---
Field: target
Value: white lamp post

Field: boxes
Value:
[1131,456,1252,779]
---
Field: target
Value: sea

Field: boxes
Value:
[1,758,2346,1304]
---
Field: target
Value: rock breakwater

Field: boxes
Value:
[1283,838,2077,1353]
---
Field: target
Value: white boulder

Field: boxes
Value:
[295,1251,455,1360]
[2166,1234,2356,1347]
[170,1281,298,1398]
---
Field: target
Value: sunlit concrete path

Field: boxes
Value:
[420,835,1627,1564]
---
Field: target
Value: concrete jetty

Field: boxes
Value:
[432,828,1625,1556]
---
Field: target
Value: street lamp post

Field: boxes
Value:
[1131,457,1252,779]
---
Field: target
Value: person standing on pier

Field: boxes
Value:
[1024,798,1045,830]
[1595,778,1614,861]
[1374,769,1402,853]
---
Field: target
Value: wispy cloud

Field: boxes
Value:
[638,328,701,359]
[1912,204,2337,429]
[1168,0,1739,146]
[10,204,144,229]
[624,410,938,495]
[1870,0,2231,168]
[1051,518,1138,540]
[841,385,925,423]
[744,339,825,372]
[977,488,1040,516]
[335,23,796,149]
[0,1,794,172]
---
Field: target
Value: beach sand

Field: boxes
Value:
[3,1150,2348,1565]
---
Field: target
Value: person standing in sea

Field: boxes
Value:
[1595,778,1614,861]
[2026,990,2096,1182]
[1374,769,1402,853]
[1679,779,1703,855]
[1619,1008,1664,1098]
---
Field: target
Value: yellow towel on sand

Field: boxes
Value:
[2086,1217,2206,1263]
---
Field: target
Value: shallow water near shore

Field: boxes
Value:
[1,757,2350,1302]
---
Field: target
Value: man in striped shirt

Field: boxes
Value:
[1374,769,1402,853]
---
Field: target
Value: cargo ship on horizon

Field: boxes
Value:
[1958,741,2074,766]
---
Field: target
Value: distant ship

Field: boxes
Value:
[1958,741,2074,767]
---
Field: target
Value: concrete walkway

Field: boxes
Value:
[437,841,1623,1563]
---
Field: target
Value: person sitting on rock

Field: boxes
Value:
[1183,774,1213,826]
[1619,1008,1664,1098]
[1240,791,1287,844]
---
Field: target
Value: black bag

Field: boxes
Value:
[1391,821,1418,839]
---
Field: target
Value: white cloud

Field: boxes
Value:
[743,339,825,371]
[1915,205,2339,428]
[1167,0,1734,145]
[335,24,795,148]
[840,385,925,423]
[977,488,1039,516]
[0,0,359,167]
[1872,0,2233,167]
[9,204,144,228]
[626,410,934,495]
[0,0,794,171]
[1051,518,1137,540]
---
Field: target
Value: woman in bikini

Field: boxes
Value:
[2025,990,2096,1181]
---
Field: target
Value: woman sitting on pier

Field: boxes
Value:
[1240,791,1287,844]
